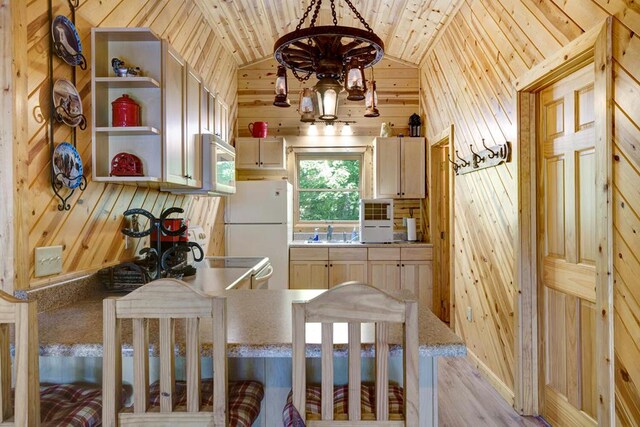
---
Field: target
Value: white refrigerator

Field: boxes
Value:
[225,181,293,289]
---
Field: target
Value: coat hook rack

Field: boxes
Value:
[48,0,88,211]
[449,140,511,175]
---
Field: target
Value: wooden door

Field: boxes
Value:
[185,66,202,187]
[329,261,367,288]
[401,137,426,198]
[162,42,187,185]
[401,261,433,309]
[289,261,328,289]
[367,261,401,291]
[375,138,400,198]
[235,138,260,169]
[539,64,597,426]
[430,139,451,322]
[259,137,285,169]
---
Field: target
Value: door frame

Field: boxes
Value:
[513,17,613,425]
[429,124,455,328]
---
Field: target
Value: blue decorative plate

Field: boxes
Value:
[53,142,83,189]
[51,15,83,66]
[53,79,83,127]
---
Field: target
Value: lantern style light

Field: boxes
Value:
[299,87,316,122]
[364,79,379,117]
[345,58,367,101]
[314,77,343,121]
[273,65,291,107]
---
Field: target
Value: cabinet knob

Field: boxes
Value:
[397,264,400,267]
[325,264,328,267]
[329,264,333,267]
[260,162,263,165]
[402,264,405,267]
[255,162,259,165]
[397,192,400,196]
[402,192,405,195]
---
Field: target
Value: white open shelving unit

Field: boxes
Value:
[91,28,163,183]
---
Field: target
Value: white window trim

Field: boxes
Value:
[292,147,371,229]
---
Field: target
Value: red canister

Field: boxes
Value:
[112,94,140,127]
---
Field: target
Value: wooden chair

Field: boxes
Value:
[0,291,106,427]
[102,278,263,427]
[284,281,419,426]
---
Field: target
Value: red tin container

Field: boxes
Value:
[151,219,189,243]
[112,94,140,127]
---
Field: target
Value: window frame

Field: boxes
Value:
[293,149,366,228]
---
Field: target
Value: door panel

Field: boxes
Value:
[539,63,597,426]
[401,137,425,198]
[329,261,367,288]
[367,261,400,291]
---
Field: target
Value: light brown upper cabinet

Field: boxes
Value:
[236,137,286,170]
[374,137,426,199]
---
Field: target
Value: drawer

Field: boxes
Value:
[400,247,433,261]
[368,248,401,261]
[329,247,367,261]
[290,247,328,261]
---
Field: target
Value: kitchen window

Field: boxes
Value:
[295,153,363,225]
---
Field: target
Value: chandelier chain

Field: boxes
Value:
[309,0,323,27]
[296,0,318,31]
[330,0,338,25]
[292,68,313,82]
[343,0,374,32]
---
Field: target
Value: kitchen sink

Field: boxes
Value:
[301,240,358,245]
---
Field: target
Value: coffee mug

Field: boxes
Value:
[248,121,268,138]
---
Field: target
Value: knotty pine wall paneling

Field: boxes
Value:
[420,0,640,422]
[26,0,237,288]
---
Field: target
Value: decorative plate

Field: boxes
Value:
[52,142,83,189]
[51,15,83,66]
[52,79,83,127]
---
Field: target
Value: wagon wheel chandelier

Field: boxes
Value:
[272,0,384,122]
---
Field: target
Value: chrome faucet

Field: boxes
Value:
[326,224,333,241]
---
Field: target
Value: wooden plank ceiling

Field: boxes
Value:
[194,0,464,66]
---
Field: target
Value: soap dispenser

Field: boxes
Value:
[313,227,319,241]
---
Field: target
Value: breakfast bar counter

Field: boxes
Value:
[35,280,465,426]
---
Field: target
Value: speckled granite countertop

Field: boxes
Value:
[289,241,433,248]
[38,289,465,359]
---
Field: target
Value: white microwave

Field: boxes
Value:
[167,134,236,195]
[359,198,394,243]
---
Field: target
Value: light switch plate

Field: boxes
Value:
[34,246,63,277]
[466,306,473,322]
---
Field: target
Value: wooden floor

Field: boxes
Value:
[439,357,548,426]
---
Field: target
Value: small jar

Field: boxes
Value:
[111,94,140,127]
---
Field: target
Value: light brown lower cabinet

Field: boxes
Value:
[290,247,433,309]
[289,261,329,289]
[401,261,433,310]
[329,261,368,288]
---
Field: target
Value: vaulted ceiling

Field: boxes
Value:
[194,0,464,66]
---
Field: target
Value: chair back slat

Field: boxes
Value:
[376,322,390,421]
[102,299,122,427]
[403,301,419,425]
[320,323,333,420]
[291,303,306,423]
[103,279,227,426]
[159,318,176,413]
[185,318,201,413]
[348,322,362,421]
[0,324,12,422]
[291,282,419,426]
[15,302,40,427]
[132,318,149,413]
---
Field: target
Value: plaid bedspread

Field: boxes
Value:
[148,379,264,427]
[282,382,405,426]
[39,383,103,427]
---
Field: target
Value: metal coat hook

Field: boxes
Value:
[470,144,485,168]
[455,150,470,167]
[447,154,459,172]
[482,139,498,159]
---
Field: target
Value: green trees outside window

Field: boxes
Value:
[297,156,361,222]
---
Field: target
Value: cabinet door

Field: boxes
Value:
[163,43,187,185]
[215,98,229,143]
[201,86,212,133]
[401,137,426,198]
[368,261,401,291]
[259,137,286,169]
[289,261,328,289]
[185,66,202,187]
[329,261,367,288]
[401,261,433,310]
[235,138,260,169]
[375,138,400,198]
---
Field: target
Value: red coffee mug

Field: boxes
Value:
[248,121,268,138]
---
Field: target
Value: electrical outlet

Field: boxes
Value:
[466,306,473,322]
[35,246,63,277]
